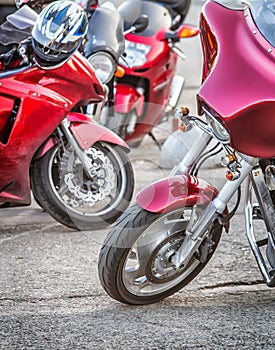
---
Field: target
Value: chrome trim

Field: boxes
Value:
[245,176,275,286]
[189,107,230,144]
[87,52,116,84]
[213,156,258,213]
[170,128,212,176]
[171,155,258,269]
[60,119,92,178]
[251,166,275,235]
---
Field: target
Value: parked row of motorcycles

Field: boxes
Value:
[0,0,195,229]
[1,0,275,306]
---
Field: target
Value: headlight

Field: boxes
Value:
[120,40,151,67]
[205,112,230,143]
[88,52,115,84]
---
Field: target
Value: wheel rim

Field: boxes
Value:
[48,142,127,217]
[122,208,204,297]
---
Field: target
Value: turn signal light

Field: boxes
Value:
[221,154,237,166]
[114,66,125,78]
[178,25,200,38]
[181,106,190,116]
[226,171,234,181]
[179,123,187,132]
[226,170,240,181]
[179,120,192,133]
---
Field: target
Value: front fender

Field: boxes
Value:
[137,175,219,213]
[35,113,130,159]
[68,112,130,151]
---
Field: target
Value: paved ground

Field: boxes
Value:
[1,1,275,349]
[1,146,275,349]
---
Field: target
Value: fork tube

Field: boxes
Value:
[170,130,212,175]
[172,155,259,269]
[213,156,259,213]
[60,118,92,177]
[244,177,271,283]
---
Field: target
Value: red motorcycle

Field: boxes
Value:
[0,2,134,231]
[98,0,275,304]
[101,0,198,147]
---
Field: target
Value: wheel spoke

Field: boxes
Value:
[125,265,147,286]
[122,208,205,296]
[125,248,148,284]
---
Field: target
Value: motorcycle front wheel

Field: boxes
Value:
[98,203,223,305]
[31,142,134,230]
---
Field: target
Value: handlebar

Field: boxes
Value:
[0,37,33,70]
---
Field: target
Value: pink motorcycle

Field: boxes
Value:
[98,0,275,304]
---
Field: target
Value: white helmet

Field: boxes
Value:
[32,0,88,69]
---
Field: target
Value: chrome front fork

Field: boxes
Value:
[168,127,259,268]
[170,130,212,176]
[60,119,92,178]
[172,155,258,268]
[245,167,275,286]
[86,84,109,122]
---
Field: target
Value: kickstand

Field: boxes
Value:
[149,132,162,150]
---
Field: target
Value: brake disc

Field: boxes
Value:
[145,232,188,284]
[59,145,116,208]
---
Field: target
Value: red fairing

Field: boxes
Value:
[115,84,144,116]
[117,31,178,142]
[198,1,275,158]
[0,52,104,204]
[37,51,104,107]
[136,175,219,213]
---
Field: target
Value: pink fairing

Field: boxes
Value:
[198,1,275,158]
[136,175,219,213]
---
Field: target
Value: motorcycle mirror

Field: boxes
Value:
[132,15,149,33]
[124,15,148,35]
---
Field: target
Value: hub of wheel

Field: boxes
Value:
[146,232,188,283]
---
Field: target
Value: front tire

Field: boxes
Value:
[98,203,223,305]
[31,142,134,230]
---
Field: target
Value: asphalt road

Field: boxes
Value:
[1,188,275,349]
[1,1,275,349]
